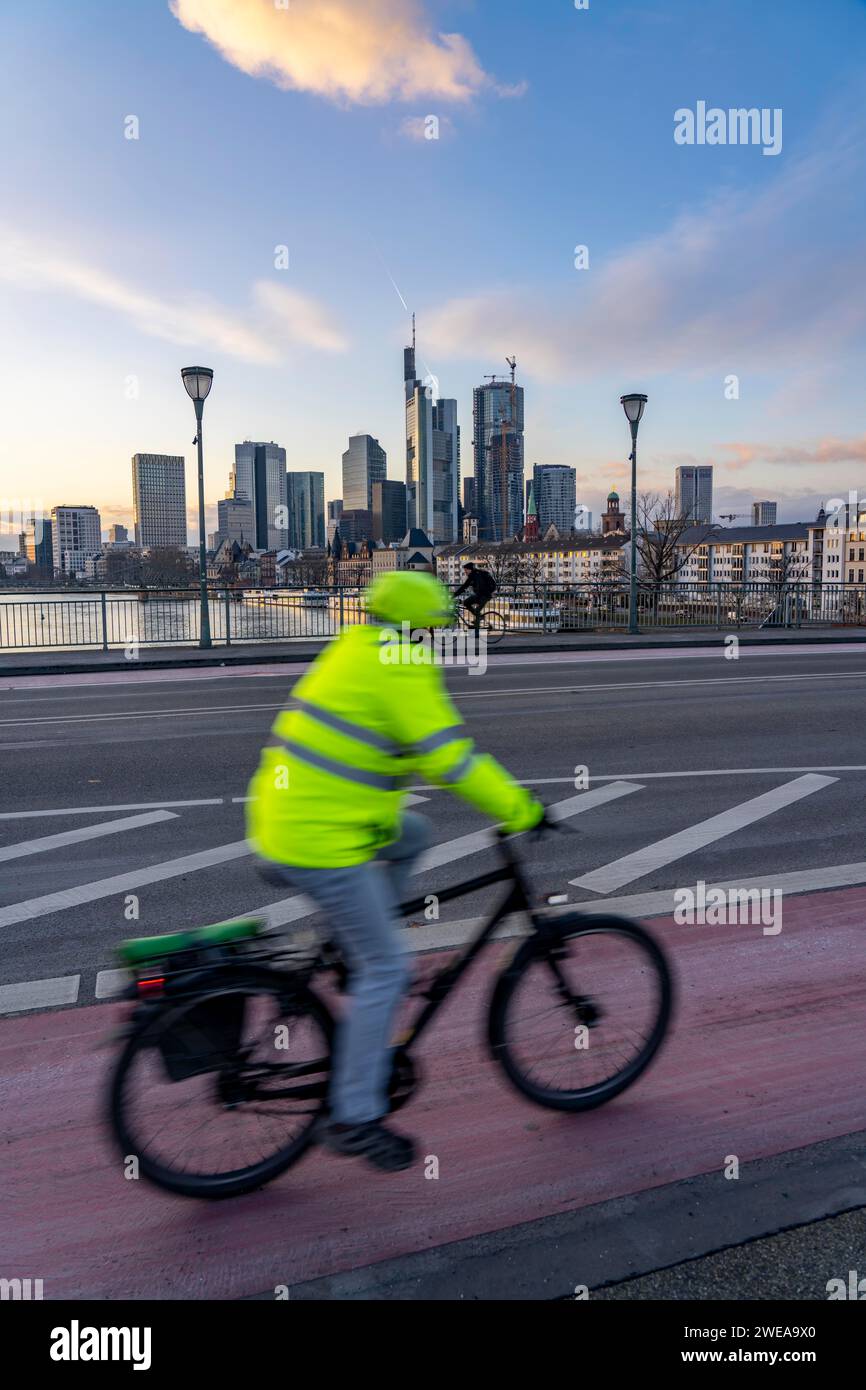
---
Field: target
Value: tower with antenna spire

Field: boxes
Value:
[403,316,459,543]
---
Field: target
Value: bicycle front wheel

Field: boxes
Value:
[488,914,672,1111]
[478,608,507,645]
[109,967,333,1198]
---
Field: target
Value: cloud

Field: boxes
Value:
[658,435,866,472]
[170,0,503,105]
[253,281,348,353]
[0,226,347,362]
[424,107,866,380]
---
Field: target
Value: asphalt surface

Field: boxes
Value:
[2,641,866,994]
[1,641,865,1300]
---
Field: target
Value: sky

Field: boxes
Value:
[2,0,866,544]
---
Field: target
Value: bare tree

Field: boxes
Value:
[634,491,716,586]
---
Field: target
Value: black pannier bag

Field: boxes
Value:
[157,992,247,1083]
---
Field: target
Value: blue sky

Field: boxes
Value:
[2,0,866,541]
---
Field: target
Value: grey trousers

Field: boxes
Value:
[277,812,431,1125]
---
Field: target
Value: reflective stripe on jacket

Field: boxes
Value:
[246,623,536,868]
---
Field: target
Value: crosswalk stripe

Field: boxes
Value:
[416,781,641,874]
[253,782,643,928]
[0,975,80,1014]
[0,810,177,863]
[0,841,251,929]
[571,773,837,895]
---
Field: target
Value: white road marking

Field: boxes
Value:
[3,638,865,693]
[0,799,224,821]
[454,672,866,699]
[0,702,282,727]
[0,841,251,929]
[95,968,129,999]
[0,810,177,862]
[416,781,641,873]
[5,669,866,727]
[251,783,643,928]
[0,975,80,1014]
[571,773,837,894]
[22,847,866,1010]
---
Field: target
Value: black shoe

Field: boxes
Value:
[320,1119,415,1173]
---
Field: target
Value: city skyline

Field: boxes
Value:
[3,1,866,544]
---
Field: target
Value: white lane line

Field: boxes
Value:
[0,810,177,862]
[571,773,837,894]
[0,975,80,1014]
[0,702,282,727]
[3,639,865,694]
[454,672,866,699]
[5,669,866,728]
[0,841,251,929]
[0,799,224,821]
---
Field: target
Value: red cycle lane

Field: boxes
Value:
[2,885,865,1300]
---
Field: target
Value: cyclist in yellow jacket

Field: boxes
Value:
[247,570,543,1172]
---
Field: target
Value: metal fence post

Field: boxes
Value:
[715,585,721,630]
[339,588,345,631]
[542,583,548,633]
[224,589,231,646]
[100,591,108,651]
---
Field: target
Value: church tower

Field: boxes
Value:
[602,489,625,535]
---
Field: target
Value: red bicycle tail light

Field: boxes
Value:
[137,976,165,997]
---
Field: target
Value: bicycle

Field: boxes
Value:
[106,821,673,1200]
[457,598,508,646]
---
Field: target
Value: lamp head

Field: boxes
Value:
[620,393,647,425]
[182,367,214,403]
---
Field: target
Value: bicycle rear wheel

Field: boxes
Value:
[488,914,672,1111]
[109,967,333,1198]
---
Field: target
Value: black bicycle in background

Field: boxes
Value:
[107,821,673,1199]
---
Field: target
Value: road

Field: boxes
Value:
[1,640,865,1298]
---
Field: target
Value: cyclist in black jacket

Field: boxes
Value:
[454,562,496,633]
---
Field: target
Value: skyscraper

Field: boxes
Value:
[752,500,777,526]
[372,480,408,543]
[287,471,326,549]
[430,397,460,543]
[23,513,53,576]
[231,441,288,550]
[216,496,254,546]
[51,505,101,575]
[342,435,386,513]
[473,377,524,540]
[402,324,460,544]
[675,465,713,524]
[533,465,577,535]
[131,454,187,547]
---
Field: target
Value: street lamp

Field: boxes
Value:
[182,366,214,649]
[620,392,647,636]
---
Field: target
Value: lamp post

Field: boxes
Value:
[620,393,647,636]
[182,366,214,649]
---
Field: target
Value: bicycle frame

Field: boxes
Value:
[391,835,541,1054]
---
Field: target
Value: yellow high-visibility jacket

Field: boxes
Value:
[246,624,538,867]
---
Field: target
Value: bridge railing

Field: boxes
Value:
[0,582,863,652]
